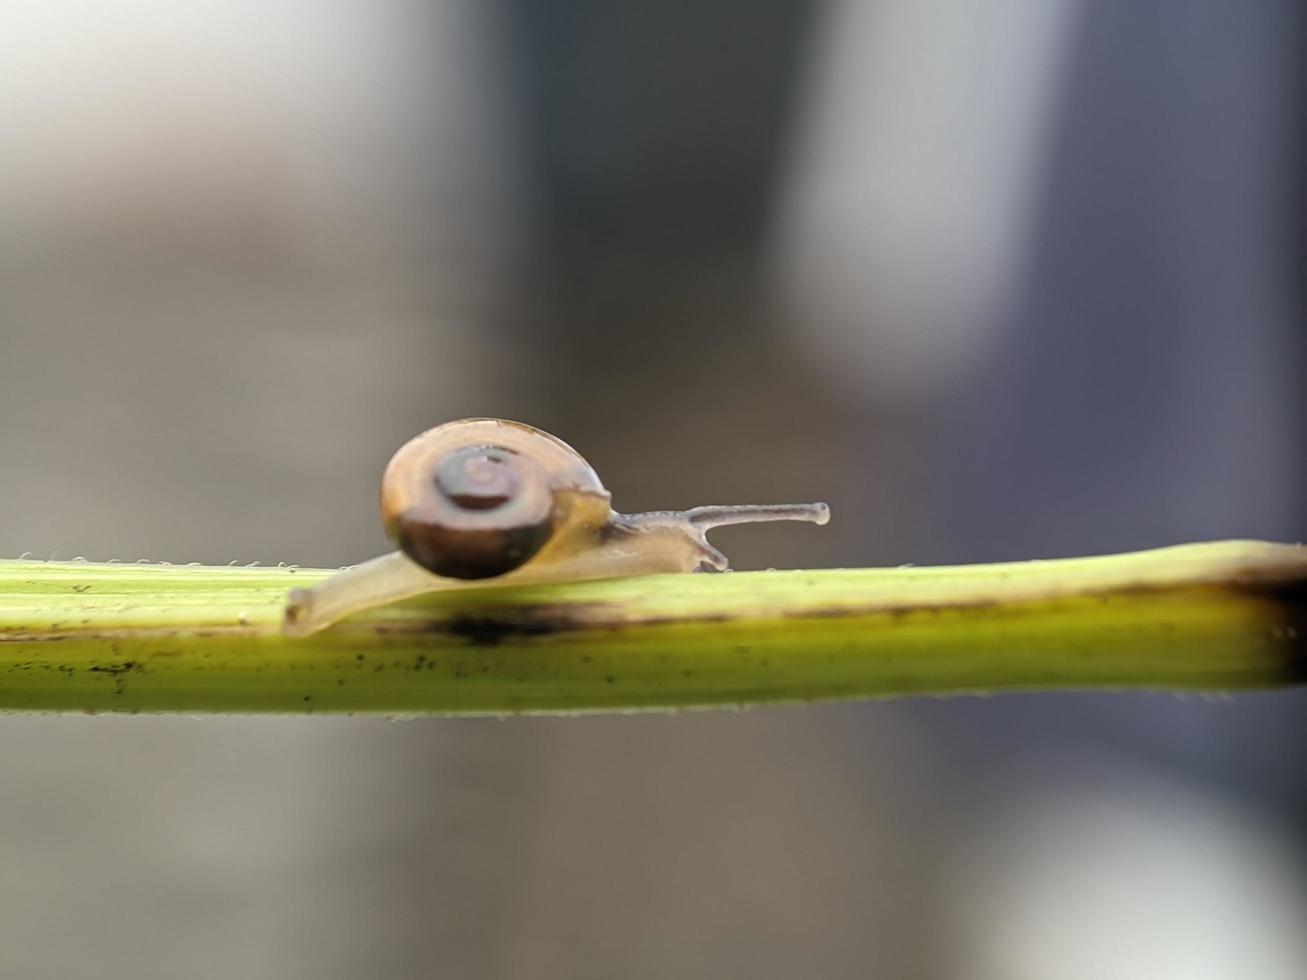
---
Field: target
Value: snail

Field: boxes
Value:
[283,418,829,636]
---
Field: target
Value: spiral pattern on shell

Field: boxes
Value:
[380,418,605,579]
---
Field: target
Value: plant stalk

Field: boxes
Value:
[0,540,1303,715]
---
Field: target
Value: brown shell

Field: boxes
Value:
[380,418,607,579]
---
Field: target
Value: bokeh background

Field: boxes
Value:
[1,2,1304,977]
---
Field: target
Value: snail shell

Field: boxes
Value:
[380,419,607,580]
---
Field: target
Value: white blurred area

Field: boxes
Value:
[954,769,1307,980]
[777,0,1081,405]
[1,1,518,268]
[0,2,1303,978]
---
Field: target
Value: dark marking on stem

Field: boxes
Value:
[373,602,613,643]
[0,624,259,643]
[443,610,735,646]
[1237,579,1307,684]
[446,614,577,647]
[88,660,140,677]
[787,600,1004,621]
[87,660,143,697]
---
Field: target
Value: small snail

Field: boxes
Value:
[283,418,829,636]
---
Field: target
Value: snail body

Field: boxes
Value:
[284,418,829,636]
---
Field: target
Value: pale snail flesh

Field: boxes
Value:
[283,418,830,636]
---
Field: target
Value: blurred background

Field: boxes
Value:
[1,1,1304,977]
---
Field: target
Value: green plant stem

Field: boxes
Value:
[0,540,1304,715]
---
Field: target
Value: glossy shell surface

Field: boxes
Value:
[380,418,606,579]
